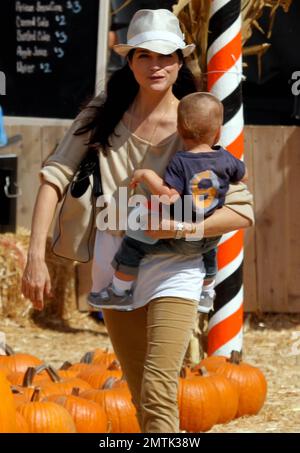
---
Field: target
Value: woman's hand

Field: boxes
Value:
[21,182,60,310]
[144,218,196,240]
[22,256,53,311]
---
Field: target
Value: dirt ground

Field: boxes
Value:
[0,312,299,433]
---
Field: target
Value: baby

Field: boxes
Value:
[88,92,247,311]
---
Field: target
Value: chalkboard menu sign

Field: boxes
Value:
[0,1,99,118]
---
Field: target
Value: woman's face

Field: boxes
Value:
[128,49,182,93]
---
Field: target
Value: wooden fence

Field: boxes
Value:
[2,118,300,312]
[244,126,300,313]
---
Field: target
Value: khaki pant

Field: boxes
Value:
[102,296,198,433]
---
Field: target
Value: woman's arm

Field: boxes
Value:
[145,182,254,240]
[22,182,60,310]
[22,99,101,308]
[201,206,251,237]
[144,205,251,240]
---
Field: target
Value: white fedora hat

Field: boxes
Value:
[113,9,195,58]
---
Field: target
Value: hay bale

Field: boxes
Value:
[0,229,31,319]
[0,229,77,322]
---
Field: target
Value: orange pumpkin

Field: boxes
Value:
[0,365,10,377]
[81,349,117,367]
[215,351,267,417]
[92,353,118,368]
[195,367,239,423]
[12,386,39,407]
[7,364,51,386]
[17,388,76,433]
[15,412,29,433]
[78,361,122,389]
[0,371,17,432]
[180,366,196,378]
[60,361,98,377]
[81,387,140,433]
[0,345,42,374]
[195,355,228,373]
[11,369,47,407]
[23,366,92,397]
[102,376,128,390]
[178,371,221,432]
[46,389,108,433]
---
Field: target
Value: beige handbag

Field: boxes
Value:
[51,149,102,262]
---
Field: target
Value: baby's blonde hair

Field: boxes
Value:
[177,92,223,144]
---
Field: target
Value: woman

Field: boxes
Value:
[22,9,253,432]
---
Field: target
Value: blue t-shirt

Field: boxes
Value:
[164,146,245,218]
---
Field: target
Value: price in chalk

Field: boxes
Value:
[66,1,82,14]
[55,31,68,44]
[54,47,65,58]
[55,15,66,26]
[40,63,52,73]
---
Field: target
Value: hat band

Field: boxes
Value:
[127,31,185,48]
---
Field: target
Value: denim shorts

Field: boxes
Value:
[112,235,220,276]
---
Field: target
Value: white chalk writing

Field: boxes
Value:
[17,61,36,74]
[16,16,50,28]
[17,30,51,42]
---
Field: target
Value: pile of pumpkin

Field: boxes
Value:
[0,345,267,433]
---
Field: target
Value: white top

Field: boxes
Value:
[133,250,205,308]
[92,230,205,309]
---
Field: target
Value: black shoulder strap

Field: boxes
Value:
[92,150,102,198]
[70,147,102,198]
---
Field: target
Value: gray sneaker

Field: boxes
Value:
[198,289,216,313]
[88,285,134,311]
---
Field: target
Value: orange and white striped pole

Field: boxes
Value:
[207,0,244,356]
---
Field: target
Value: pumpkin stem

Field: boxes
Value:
[80,352,94,364]
[229,350,242,364]
[107,360,121,371]
[4,344,15,356]
[23,367,37,387]
[60,361,73,370]
[31,387,42,402]
[46,365,62,382]
[11,385,22,394]
[71,387,80,396]
[199,366,209,376]
[22,364,60,386]
[35,363,48,374]
[102,377,117,389]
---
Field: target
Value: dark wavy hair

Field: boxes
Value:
[75,50,198,154]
